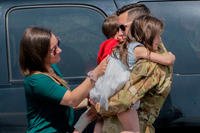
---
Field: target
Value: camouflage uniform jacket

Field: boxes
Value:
[97,43,173,133]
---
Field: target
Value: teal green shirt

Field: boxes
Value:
[24,65,72,133]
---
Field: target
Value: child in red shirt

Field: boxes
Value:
[97,15,125,64]
[73,15,128,133]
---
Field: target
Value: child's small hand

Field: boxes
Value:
[168,52,176,64]
[88,98,96,106]
[162,52,175,65]
[86,107,98,121]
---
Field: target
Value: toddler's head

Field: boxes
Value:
[102,15,125,42]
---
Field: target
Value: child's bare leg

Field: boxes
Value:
[73,129,80,133]
[117,109,140,132]
[74,107,97,133]
[93,118,103,133]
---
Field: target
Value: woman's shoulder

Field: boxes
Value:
[25,73,50,79]
[24,73,52,85]
[24,73,64,92]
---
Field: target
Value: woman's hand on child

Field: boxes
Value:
[93,57,108,78]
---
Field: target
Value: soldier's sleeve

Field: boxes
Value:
[138,64,173,126]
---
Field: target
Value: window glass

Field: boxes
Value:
[143,2,200,74]
[7,6,106,81]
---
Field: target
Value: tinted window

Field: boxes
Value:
[7,5,106,81]
[143,1,200,74]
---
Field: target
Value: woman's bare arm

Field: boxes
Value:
[60,58,107,107]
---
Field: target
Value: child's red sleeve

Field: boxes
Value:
[97,39,118,64]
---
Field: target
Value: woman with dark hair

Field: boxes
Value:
[19,26,107,133]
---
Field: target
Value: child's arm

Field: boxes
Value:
[134,46,175,65]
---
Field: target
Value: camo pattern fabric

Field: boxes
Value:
[99,43,173,133]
